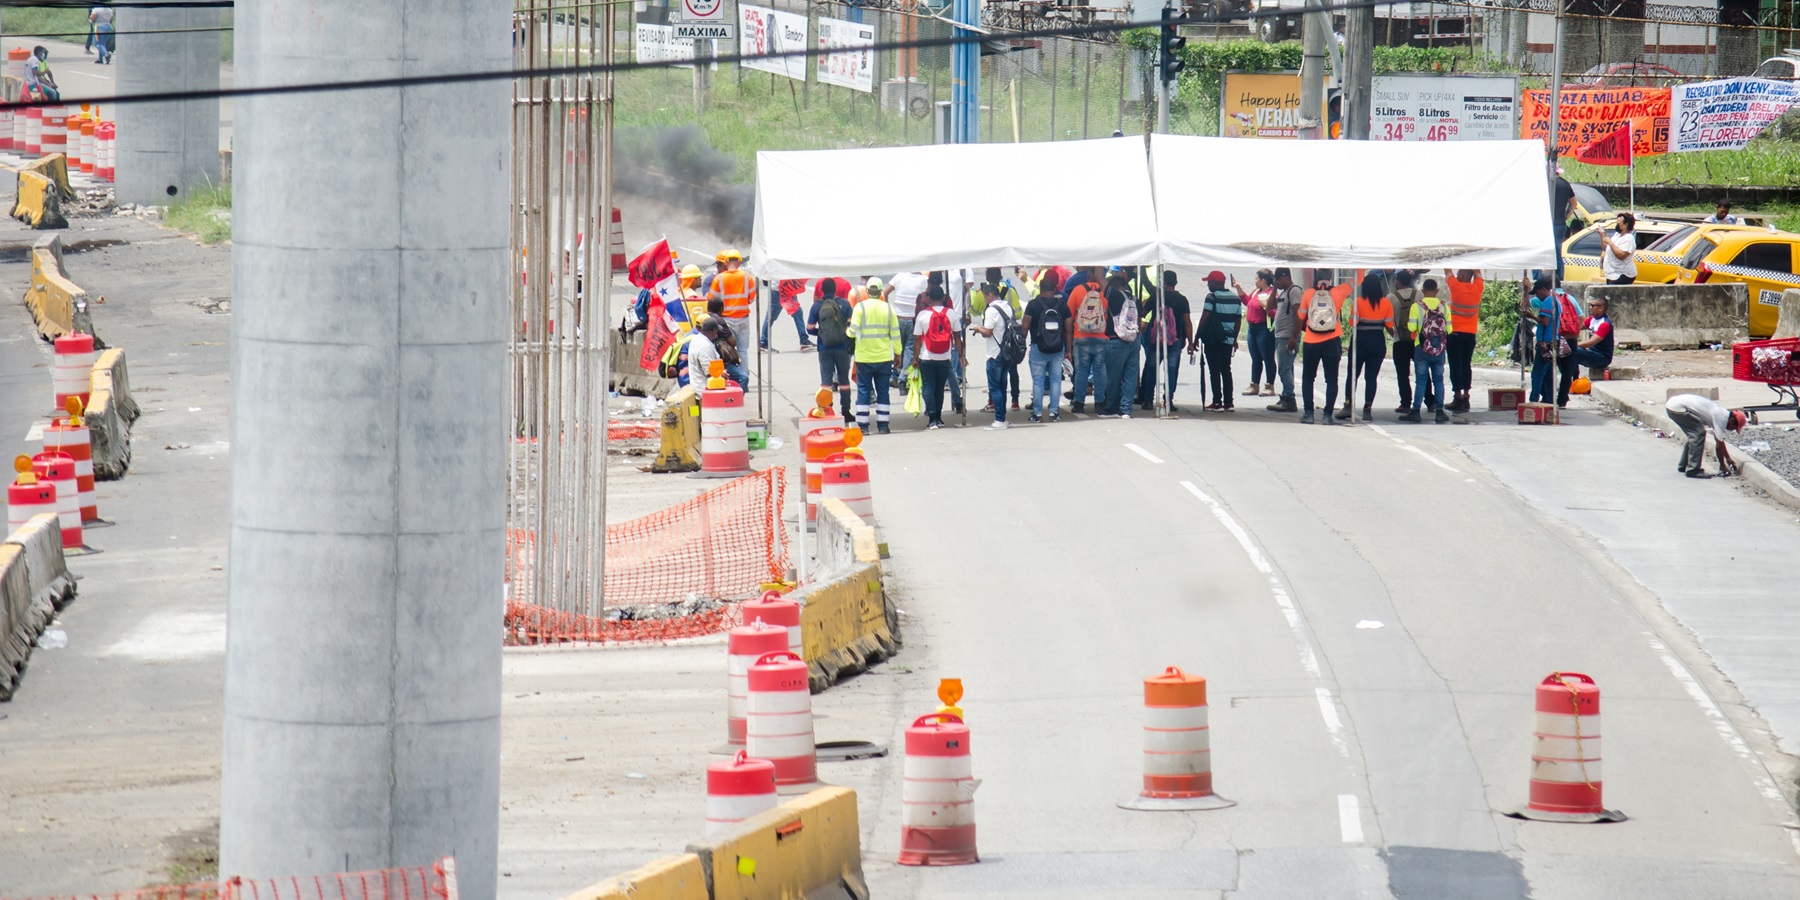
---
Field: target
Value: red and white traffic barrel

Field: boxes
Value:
[801,427,846,522]
[7,456,57,537]
[700,380,751,475]
[24,107,41,156]
[52,333,96,413]
[1513,671,1624,822]
[742,589,802,658]
[77,117,95,173]
[705,750,778,835]
[821,453,874,527]
[96,122,115,182]
[897,712,979,866]
[746,651,818,790]
[31,451,82,551]
[609,207,627,271]
[1120,666,1235,811]
[6,102,22,151]
[43,413,97,523]
[719,621,788,755]
[38,106,66,158]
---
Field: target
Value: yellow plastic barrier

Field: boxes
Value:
[689,786,867,900]
[24,235,88,340]
[560,853,708,900]
[11,154,73,229]
[87,348,139,480]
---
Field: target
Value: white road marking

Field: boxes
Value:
[1124,442,1163,464]
[1338,794,1364,843]
[25,422,45,442]
[1181,480,1344,754]
[1367,423,1461,473]
[1647,638,1786,804]
[100,610,227,661]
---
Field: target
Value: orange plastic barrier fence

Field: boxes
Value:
[505,467,789,645]
[8,858,456,900]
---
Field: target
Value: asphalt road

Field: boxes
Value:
[833,352,1800,898]
[1,34,235,150]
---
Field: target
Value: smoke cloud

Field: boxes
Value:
[616,124,755,242]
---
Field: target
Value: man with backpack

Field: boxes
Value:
[1021,271,1070,422]
[808,279,855,417]
[847,278,903,434]
[1266,268,1303,413]
[1520,277,1561,405]
[974,269,1023,413]
[912,286,962,429]
[1299,277,1345,425]
[1100,268,1142,419]
[1386,271,1425,414]
[1194,271,1242,411]
[1400,278,1452,424]
[1552,284,1585,408]
[1065,270,1111,415]
[971,282,1026,429]
[1135,269,1194,413]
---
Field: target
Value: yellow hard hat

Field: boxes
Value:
[680,264,702,280]
[719,248,744,262]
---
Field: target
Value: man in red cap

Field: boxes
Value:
[1194,271,1244,410]
[1665,393,1747,479]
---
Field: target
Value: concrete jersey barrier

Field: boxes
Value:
[87,347,140,480]
[24,233,91,341]
[1,513,78,700]
[9,154,74,229]
[688,786,868,900]
[1567,283,1747,349]
[796,497,897,692]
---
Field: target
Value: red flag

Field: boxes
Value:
[1574,124,1633,167]
[627,238,676,290]
[638,304,675,372]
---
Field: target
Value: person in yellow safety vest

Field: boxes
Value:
[846,285,902,434]
[1400,278,1454,424]
[708,248,756,352]
[970,267,1023,319]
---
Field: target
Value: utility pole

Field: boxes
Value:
[1156,3,1185,134]
[1298,0,1328,140]
[1342,0,1373,140]
[1547,0,1566,164]
[220,0,508,894]
[694,40,712,113]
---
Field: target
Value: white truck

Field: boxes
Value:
[1250,1,1470,45]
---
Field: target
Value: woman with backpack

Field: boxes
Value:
[1299,277,1345,425]
[1400,279,1452,423]
[913,286,962,429]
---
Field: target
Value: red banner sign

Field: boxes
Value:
[1522,87,1670,156]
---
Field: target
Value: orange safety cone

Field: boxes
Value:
[1119,666,1236,811]
[897,712,979,866]
[1511,672,1625,823]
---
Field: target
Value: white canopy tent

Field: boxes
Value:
[749,139,1161,280]
[1150,133,1556,270]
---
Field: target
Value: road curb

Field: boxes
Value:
[1588,382,1800,513]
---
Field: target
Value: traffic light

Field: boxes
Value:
[1159,8,1186,86]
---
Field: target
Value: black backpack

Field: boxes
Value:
[1031,302,1067,354]
[996,303,1027,366]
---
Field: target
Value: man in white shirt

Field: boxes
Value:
[1702,202,1741,225]
[1665,393,1746,479]
[1599,213,1638,285]
[885,271,929,367]
[969,283,1014,429]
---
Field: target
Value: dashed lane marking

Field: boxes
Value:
[1338,794,1364,843]
[1124,442,1163,464]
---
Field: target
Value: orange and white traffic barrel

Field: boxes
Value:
[0,103,12,151]
[1513,671,1624,823]
[699,367,751,475]
[38,106,66,158]
[719,621,788,755]
[31,451,82,551]
[1119,666,1235,811]
[52,332,96,413]
[77,117,95,173]
[742,589,802,658]
[609,207,627,271]
[43,403,97,523]
[96,122,115,182]
[821,453,873,527]
[897,712,979,866]
[24,106,41,155]
[801,427,846,523]
[746,651,818,790]
[705,750,778,836]
[6,101,22,151]
[7,455,56,537]
[63,113,82,170]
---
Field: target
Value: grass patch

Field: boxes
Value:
[2,9,92,43]
[165,182,232,244]
[1476,278,1523,361]
[1560,137,1800,187]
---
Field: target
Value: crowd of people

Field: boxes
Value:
[646,252,1624,434]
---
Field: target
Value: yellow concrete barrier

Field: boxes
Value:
[689,786,867,900]
[11,153,73,229]
[1,513,77,701]
[799,498,897,692]
[560,853,708,900]
[87,347,139,480]
[24,234,88,340]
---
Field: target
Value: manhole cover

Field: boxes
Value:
[816,740,887,762]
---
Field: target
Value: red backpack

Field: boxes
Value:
[1554,290,1582,338]
[923,306,955,354]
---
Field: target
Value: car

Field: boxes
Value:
[1569,62,1683,87]
[1673,227,1800,338]
[1561,216,1687,283]
[1569,182,1613,226]
[1753,52,1800,81]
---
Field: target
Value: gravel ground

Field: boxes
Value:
[1733,422,1800,490]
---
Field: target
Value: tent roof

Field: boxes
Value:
[1151,133,1556,270]
[749,139,1161,279]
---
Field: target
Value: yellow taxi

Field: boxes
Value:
[1673,227,1800,338]
[1561,216,1687,283]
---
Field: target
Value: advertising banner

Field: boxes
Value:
[740,3,809,82]
[1220,72,1327,139]
[1369,74,1518,141]
[634,23,694,67]
[1671,77,1800,152]
[1522,87,1670,156]
[817,17,875,92]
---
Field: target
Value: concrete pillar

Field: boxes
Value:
[220,0,509,895]
[114,2,221,205]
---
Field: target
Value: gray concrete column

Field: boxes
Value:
[114,3,221,205]
[221,0,509,895]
